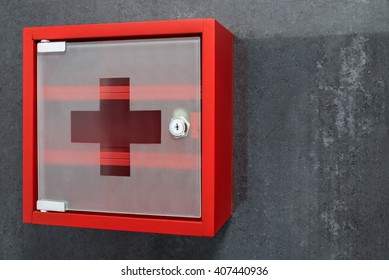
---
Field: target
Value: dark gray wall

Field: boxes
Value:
[1,0,389,259]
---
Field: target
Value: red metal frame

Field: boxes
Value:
[23,19,233,237]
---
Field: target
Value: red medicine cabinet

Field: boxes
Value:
[23,19,233,237]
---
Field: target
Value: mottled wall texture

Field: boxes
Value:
[1,0,389,259]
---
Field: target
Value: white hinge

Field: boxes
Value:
[37,40,66,53]
[37,200,67,212]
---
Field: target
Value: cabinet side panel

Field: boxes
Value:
[201,19,217,236]
[214,21,234,232]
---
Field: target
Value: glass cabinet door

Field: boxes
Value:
[37,37,201,218]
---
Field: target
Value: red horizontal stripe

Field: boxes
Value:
[100,85,130,93]
[40,85,198,100]
[100,158,130,166]
[100,92,129,100]
[100,151,130,159]
[43,150,199,169]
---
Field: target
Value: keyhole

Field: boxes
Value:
[169,117,189,138]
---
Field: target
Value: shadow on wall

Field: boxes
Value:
[15,32,389,260]
[233,36,249,210]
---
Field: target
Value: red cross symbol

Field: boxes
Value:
[71,78,161,176]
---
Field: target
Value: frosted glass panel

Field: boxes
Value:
[37,37,201,218]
